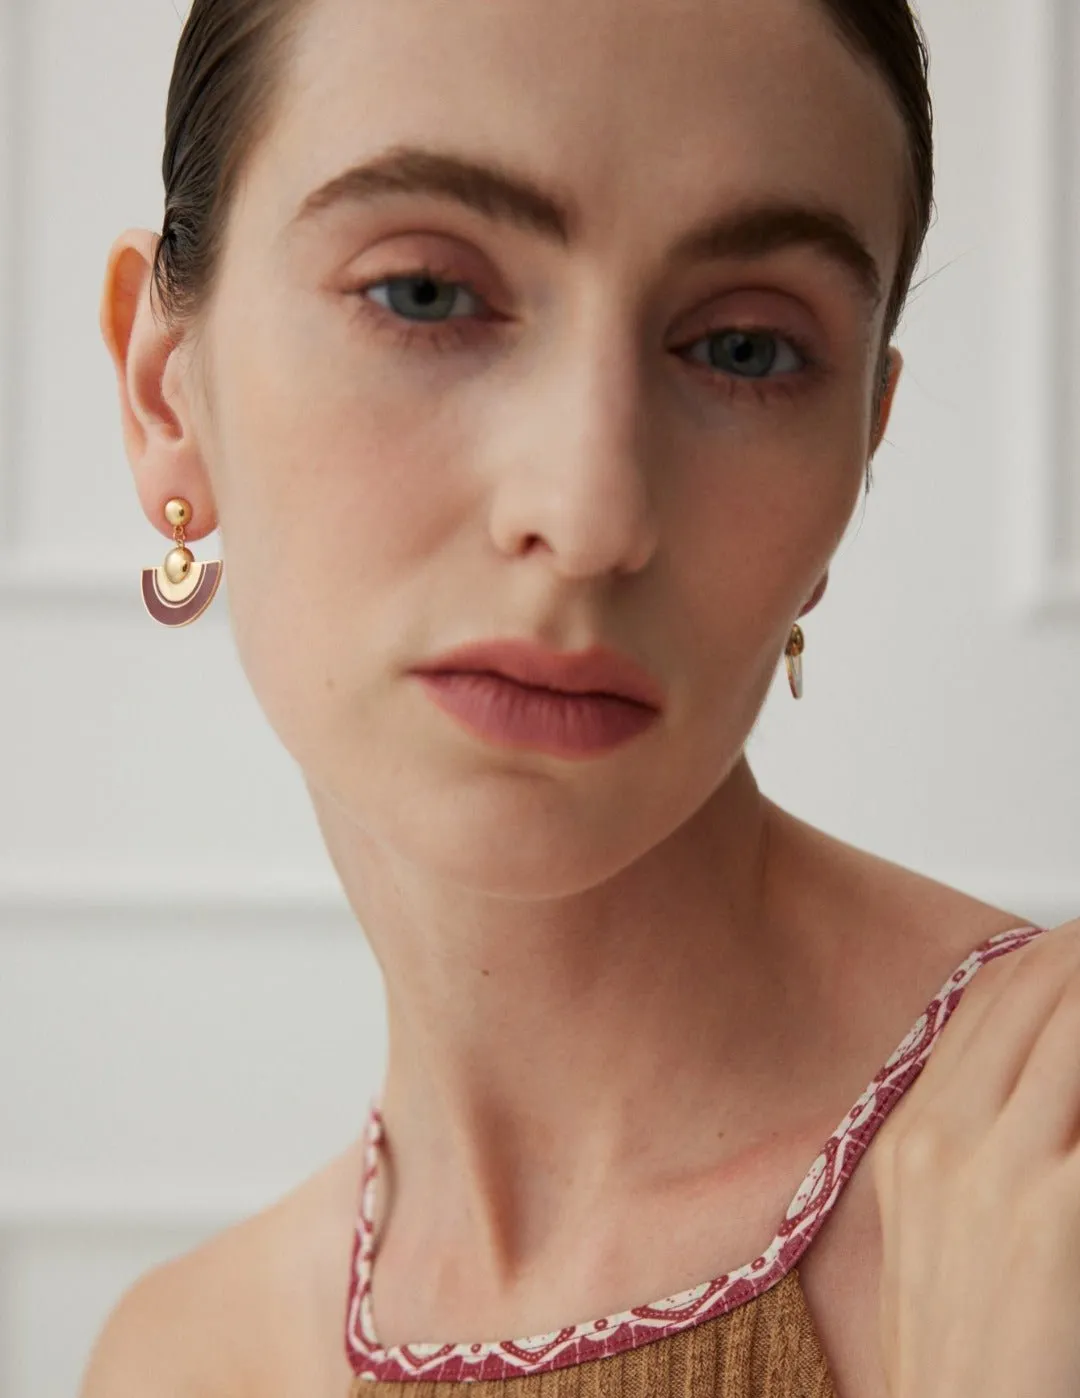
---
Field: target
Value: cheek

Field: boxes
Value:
[674,433,863,603]
[211,403,464,772]
[215,289,445,577]
[658,430,864,722]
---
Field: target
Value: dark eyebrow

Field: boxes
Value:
[288,143,884,315]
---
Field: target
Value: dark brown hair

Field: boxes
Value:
[152,0,934,416]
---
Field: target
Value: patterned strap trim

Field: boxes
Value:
[344,923,1047,1383]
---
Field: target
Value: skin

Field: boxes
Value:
[96,0,1020,1354]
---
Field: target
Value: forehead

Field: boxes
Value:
[257,0,907,285]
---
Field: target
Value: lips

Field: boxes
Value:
[410,637,664,710]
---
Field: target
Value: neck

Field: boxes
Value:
[311,756,830,1280]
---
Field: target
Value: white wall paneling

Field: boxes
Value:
[0,0,25,559]
[0,867,348,924]
[0,1183,287,1234]
[1000,0,1080,619]
[0,0,133,601]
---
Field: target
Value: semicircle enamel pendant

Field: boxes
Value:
[141,557,223,627]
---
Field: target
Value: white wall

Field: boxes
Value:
[0,0,1076,1393]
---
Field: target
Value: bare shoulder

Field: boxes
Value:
[78,1241,244,1398]
[766,805,1059,1027]
[79,1138,366,1398]
[780,808,1040,940]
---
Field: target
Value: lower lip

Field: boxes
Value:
[412,671,660,757]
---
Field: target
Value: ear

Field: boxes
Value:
[870,347,904,457]
[99,229,218,544]
[798,572,829,619]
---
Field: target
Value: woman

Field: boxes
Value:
[87,0,1080,1395]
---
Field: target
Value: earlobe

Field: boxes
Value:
[799,572,829,618]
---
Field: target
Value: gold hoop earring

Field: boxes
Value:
[785,623,804,700]
[141,497,223,627]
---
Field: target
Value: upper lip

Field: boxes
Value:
[411,638,664,709]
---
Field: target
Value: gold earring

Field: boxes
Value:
[141,497,223,627]
[785,623,804,700]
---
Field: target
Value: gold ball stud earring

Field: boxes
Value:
[141,497,224,627]
[785,623,805,700]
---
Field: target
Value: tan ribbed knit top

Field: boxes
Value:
[343,923,1048,1397]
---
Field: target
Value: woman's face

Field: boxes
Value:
[151,0,907,893]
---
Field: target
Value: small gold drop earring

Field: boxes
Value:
[785,624,805,700]
[141,497,223,627]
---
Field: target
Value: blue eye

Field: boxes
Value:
[350,268,823,404]
[689,328,806,379]
[367,273,483,324]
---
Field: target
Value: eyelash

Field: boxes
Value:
[348,264,824,406]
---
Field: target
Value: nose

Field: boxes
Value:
[485,314,662,580]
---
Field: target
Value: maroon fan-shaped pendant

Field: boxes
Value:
[141,559,223,627]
